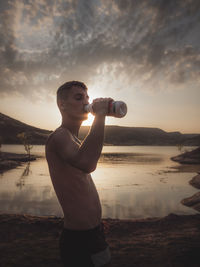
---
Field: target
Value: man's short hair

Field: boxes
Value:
[57,81,87,100]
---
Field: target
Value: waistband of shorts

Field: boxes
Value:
[63,222,103,234]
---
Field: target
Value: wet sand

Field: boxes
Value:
[0,213,200,267]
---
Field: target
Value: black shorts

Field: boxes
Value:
[59,222,111,267]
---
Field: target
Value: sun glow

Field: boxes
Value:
[81,88,101,126]
[82,113,94,126]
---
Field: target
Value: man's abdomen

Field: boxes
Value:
[57,174,102,230]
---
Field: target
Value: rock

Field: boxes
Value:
[0,160,20,172]
[171,147,200,164]
[0,152,37,173]
[181,192,200,212]
[0,152,36,162]
[189,174,200,189]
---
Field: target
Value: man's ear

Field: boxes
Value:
[60,101,66,111]
[57,99,66,111]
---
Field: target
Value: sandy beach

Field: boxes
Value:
[0,213,200,267]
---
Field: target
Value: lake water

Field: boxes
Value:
[0,145,199,219]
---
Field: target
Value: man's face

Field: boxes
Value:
[61,86,89,121]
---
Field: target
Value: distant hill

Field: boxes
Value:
[79,126,200,146]
[0,113,51,144]
[0,112,200,146]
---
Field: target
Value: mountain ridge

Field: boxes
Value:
[0,112,200,146]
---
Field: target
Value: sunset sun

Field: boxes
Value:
[82,112,94,126]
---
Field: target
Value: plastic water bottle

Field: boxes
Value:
[84,100,127,118]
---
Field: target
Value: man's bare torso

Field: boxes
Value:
[45,127,102,230]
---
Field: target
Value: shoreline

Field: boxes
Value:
[181,173,200,212]
[0,213,200,266]
[0,152,38,173]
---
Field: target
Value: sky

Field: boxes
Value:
[0,0,200,133]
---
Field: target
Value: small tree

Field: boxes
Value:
[17,132,33,159]
[176,144,184,153]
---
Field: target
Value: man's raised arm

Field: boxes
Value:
[52,98,111,173]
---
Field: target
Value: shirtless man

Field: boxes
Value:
[45,81,112,267]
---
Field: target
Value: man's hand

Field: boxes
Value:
[91,98,114,116]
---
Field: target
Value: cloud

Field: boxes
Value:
[0,0,200,100]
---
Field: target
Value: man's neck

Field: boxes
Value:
[61,117,82,137]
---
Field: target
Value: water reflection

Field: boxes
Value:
[166,164,200,173]
[0,185,63,216]
[100,184,198,219]
[0,145,199,219]
[99,152,164,164]
[16,162,31,189]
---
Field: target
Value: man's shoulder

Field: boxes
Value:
[45,127,72,148]
[53,127,73,139]
[45,128,59,147]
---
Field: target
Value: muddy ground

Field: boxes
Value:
[0,213,200,267]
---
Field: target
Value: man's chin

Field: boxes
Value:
[70,113,88,122]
